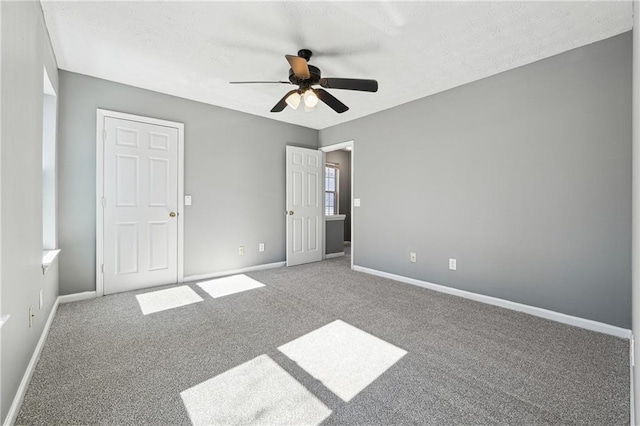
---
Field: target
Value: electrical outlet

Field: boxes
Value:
[354,198,361,207]
[410,252,417,263]
[29,306,34,328]
[449,258,457,270]
[39,290,43,310]
[238,246,245,256]
[259,243,265,252]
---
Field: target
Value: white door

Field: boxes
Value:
[286,146,323,266]
[102,116,179,294]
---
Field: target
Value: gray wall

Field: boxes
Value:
[320,32,632,328]
[58,71,318,294]
[326,150,351,241]
[1,1,60,422]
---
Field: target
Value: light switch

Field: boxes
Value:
[354,198,361,207]
[185,195,192,206]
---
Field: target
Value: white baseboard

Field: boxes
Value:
[630,337,635,426]
[3,297,60,426]
[353,265,632,339]
[325,252,345,259]
[58,291,97,304]
[184,261,286,283]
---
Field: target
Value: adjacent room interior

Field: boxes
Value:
[1,1,639,425]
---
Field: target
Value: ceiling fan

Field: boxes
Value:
[230,49,378,114]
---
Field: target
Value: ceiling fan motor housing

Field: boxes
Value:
[289,65,321,86]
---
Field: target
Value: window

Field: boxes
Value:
[42,67,59,272]
[42,92,56,250]
[325,163,339,215]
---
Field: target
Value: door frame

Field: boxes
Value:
[319,140,354,269]
[96,109,185,297]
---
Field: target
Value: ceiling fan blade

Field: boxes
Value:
[285,55,311,79]
[230,81,292,84]
[315,89,349,114]
[271,90,298,113]
[319,78,378,92]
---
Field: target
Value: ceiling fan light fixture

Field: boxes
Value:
[304,103,317,113]
[303,89,319,108]
[285,92,301,110]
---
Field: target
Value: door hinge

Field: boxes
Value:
[102,198,106,207]
[103,130,107,142]
[101,264,104,273]
[632,335,635,367]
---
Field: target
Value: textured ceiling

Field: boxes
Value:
[41,1,632,130]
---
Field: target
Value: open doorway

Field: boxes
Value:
[320,141,354,269]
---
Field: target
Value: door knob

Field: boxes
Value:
[288,210,294,215]
[169,212,177,217]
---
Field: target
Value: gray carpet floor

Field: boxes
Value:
[16,255,629,425]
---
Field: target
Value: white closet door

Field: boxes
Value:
[102,116,179,294]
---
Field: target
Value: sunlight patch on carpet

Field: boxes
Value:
[135,286,203,315]
[180,354,332,425]
[278,320,407,402]
[197,274,265,299]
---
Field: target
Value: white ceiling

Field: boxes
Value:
[41,1,632,130]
